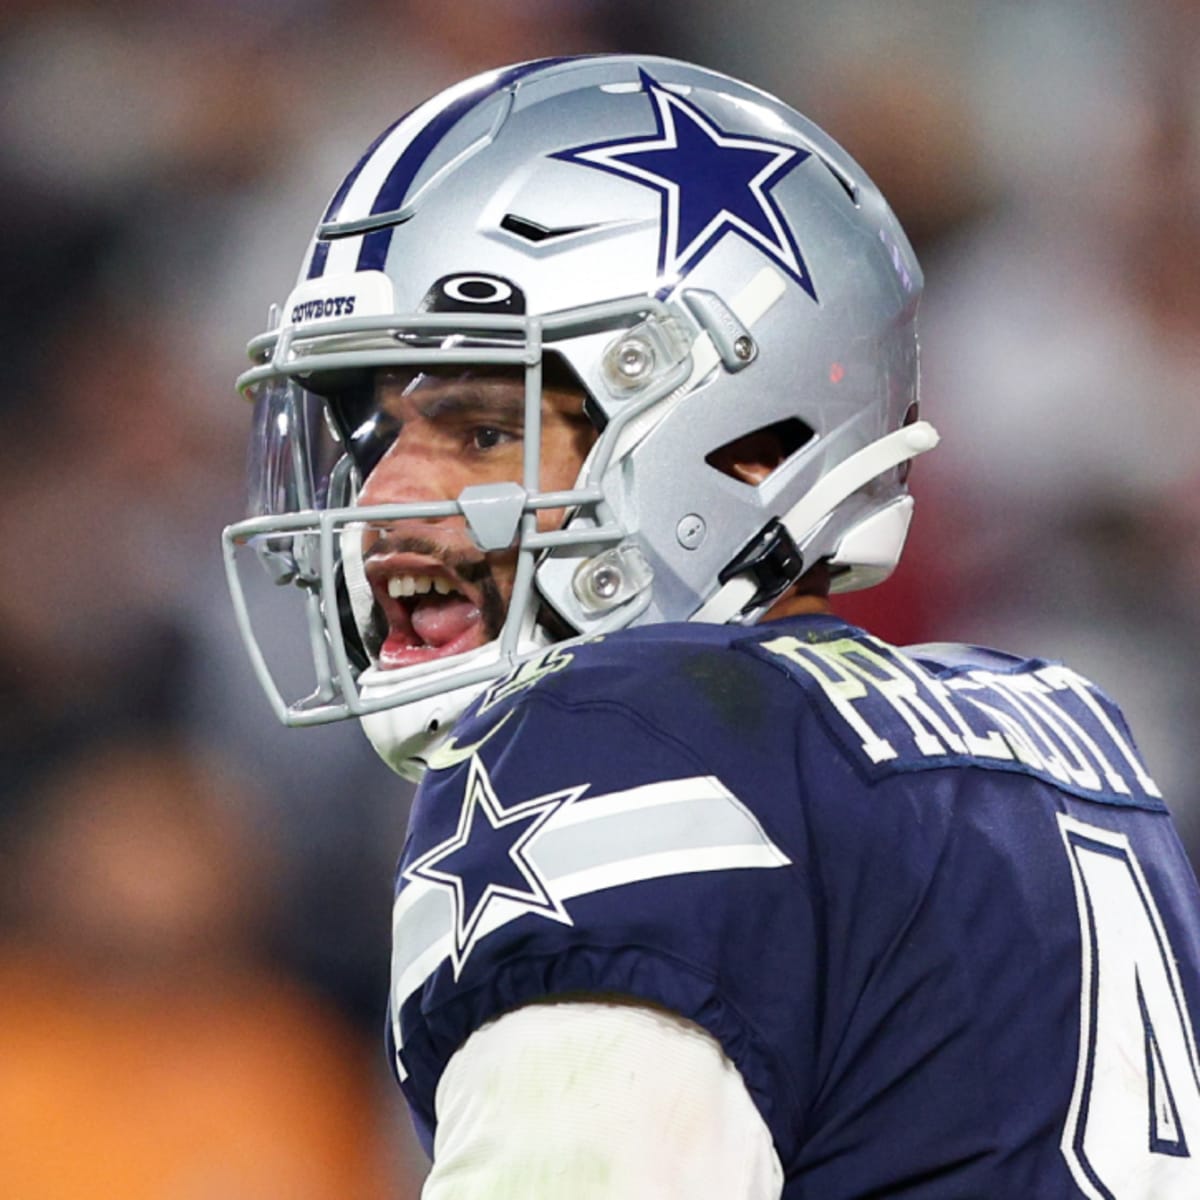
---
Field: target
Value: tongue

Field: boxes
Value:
[411,594,481,648]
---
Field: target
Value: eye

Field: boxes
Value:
[470,425,516,451]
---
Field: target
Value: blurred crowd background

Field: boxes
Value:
[1,0,1197,1194]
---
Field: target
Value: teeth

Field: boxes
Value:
[387,574,454,599]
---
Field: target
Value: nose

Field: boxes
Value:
[354,434,480,555]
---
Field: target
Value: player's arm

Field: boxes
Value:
[421,998,784,1200]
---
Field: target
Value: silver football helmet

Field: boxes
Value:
[223,54,935,776]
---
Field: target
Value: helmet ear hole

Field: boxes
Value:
[705,418,813,486]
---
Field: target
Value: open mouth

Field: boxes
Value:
[365,558,487,668]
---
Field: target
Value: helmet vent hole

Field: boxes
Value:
[706,418,814,487]
[500,213,593,243]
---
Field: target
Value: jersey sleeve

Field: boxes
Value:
[388,639,824,1164]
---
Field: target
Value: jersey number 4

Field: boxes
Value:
[1058,815,1200,1198]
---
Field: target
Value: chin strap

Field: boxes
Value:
[360,679,489,782]
[691,420,939,625]
[356,613,554,781]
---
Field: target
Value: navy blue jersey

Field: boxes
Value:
[388,615,1200,1198]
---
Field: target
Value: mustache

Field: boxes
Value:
[362,533,494,586]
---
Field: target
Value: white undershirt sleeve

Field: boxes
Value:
[421,999,785,1200]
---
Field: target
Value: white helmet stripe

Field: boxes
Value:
[314,58,579,279]
[320,77,495,277]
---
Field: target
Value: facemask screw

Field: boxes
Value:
[733,335,754,362]
[590,563,623,600]
[616,338,654,380]
[676,514,707,550]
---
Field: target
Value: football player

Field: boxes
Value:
[224,55,1200,1198]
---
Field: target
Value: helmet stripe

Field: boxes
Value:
[306,77,497,281]
[306,58,576,281]
[304,111,413,279]
[354,57,576,274]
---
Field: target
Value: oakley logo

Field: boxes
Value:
[423,273,527,315]
[445,276,514,305]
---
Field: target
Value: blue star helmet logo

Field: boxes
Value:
[403,755,585,978]
[555,70,816,298]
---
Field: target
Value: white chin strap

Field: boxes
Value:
[360,675,491,782]
[340,520,375,641]
[359,617,555,782]
[691,420,939,625]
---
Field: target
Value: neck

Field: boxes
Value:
[763,592,833,621]
[761,560,833,621]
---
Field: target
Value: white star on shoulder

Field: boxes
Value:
[403,755,586,978]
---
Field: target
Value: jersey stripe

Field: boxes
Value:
[389,773,789,1073]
